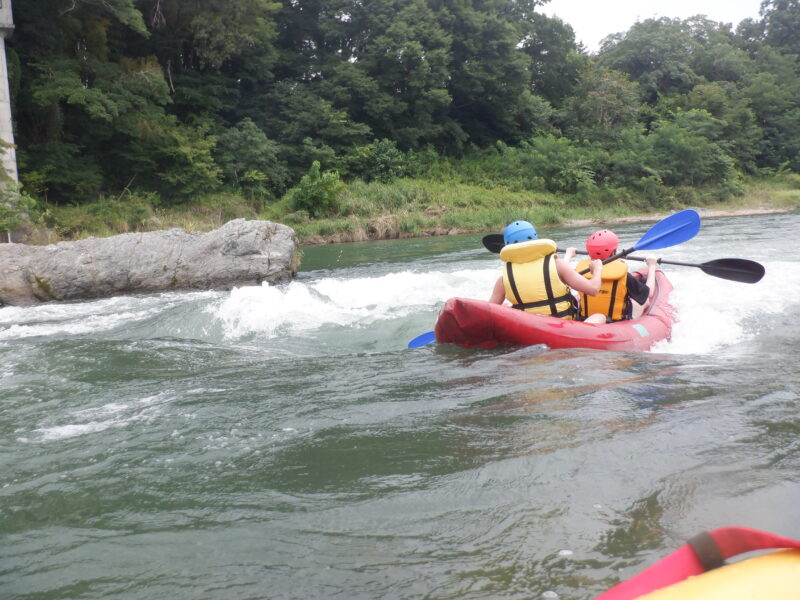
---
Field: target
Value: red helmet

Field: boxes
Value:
[586,229,619,260]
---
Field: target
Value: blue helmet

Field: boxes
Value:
[503,220,537,245]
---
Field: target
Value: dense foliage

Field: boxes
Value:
[8,0,800,213]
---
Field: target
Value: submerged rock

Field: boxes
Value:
[0,219,298,306]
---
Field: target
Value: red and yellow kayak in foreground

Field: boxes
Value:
[435,269,675,351]
[596,527,800,600]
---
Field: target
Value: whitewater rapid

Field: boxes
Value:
[1,255,794,356]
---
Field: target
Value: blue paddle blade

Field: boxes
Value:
[407,331,436,348]
[634,209,701,251]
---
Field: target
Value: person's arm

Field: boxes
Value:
[629,257,658,303]
[489,276,506,304]
[628,258,658,318]
[643,257,657,299]
[556,256,602,295]
[563,247,577,264]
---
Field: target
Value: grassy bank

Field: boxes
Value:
[21,174,800,246]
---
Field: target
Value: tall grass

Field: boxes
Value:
[26,171,796,245]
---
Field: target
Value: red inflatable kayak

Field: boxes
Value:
[434,268,675,351]
[594,527,800,600]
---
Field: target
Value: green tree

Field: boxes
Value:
[132,0,281,131]
[760,0,800,56]
[521,13,587,106]
[685,82,762,172]
[337,0,453,149]
[10,0,800,214]
[286,161,346,218]
[600,17,702,103]
[0,186,37,243]
[274,0,455,150]
[559,65,641,142]
[646,112,737,186]
[151,122,221,202]
[215,118,289,197]
[258,82,372,178]
[133,0,279,71]
[344,139,406,183]
[59,0,148,36]
[20,50,175,200]
[741,70,800,170]
[436,0,543,147]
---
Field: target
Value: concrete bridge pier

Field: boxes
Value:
[0,0,16,183]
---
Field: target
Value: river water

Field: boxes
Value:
[2,212,799,599]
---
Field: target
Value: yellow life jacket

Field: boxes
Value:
[500,239,577,319]
[576,258,630,321]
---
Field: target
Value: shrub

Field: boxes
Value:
[405,146,447,178]
[344,139,406,183]
[282,210,310,225]
[154,122,222,203]
[445,137,598,194]
[285,161,346,218]
[86,193,154,231]
[0,185,37,241]
[647,119,736,187]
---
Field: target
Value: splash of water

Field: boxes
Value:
[654,261,794,354]
[1,253,792,357]
[210,268,498,339]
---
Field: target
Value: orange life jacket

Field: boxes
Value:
[576,258,630,321]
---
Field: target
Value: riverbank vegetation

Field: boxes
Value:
[6,1,800,244]
[29,171,800,246]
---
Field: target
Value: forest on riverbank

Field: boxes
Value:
[4,0,800,243]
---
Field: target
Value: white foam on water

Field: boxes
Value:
[0,309,157,340]
[33,419,125,442]
[4,246,789,358]
[29,392,172,442]
[653,260,797,354]
[0,292,216,341]
[212,258,797,355]
[212,267,497,338]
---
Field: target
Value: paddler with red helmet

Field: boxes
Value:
[566,229,658,324]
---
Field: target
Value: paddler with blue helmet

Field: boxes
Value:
[488,220,603,318]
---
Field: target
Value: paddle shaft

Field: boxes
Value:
[562,249,765,283]
[577,247,634,274]
[565,248,663,263]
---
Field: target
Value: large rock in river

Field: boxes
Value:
[0,219,298,306]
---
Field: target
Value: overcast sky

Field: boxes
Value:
[543,0,765,52]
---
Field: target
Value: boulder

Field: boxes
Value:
[0,219,298,306]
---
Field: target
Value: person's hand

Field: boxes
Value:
[591,258,603,277]
[646,256,658,269]
[564,247,576,261]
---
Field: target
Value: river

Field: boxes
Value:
[2,212,799,599]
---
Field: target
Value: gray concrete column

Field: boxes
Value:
[0,0,17,183]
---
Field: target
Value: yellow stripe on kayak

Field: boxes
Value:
[639,549,800,599]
